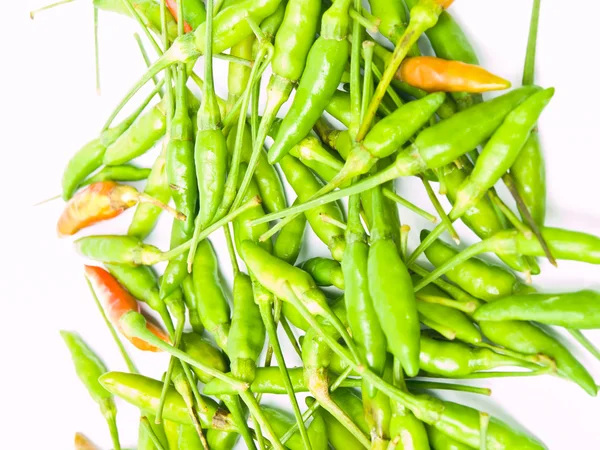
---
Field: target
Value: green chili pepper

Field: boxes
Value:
[252,86,542,227]
[511,0,545,226]
[164,418,180,450]
[325,89,352,127]
[227,272,266,382]
[192,238,231,350]
[228,123,287,214]
[427,425,476,450]
[320,389,367,450]
[299,257,344,289]
[280,154,346,260]
[181,332,228,383]
[419,233,597,395]
[262,405,328,450]
[160,61,199,300]
[473,290,600,329]
[419,336,532,377]
[268,0,351,163]
[181,276,204,334]
[273,199,307,265]
[206,428,239,450]
[99,372,236,430]
[60,331,121,450]
[422,231,532,302]
[342,193,388,398]
[80,164,151,187]
[364,359,393,448]
[368,180,420,377]
[416,299,482,345]
[442,161,530,273]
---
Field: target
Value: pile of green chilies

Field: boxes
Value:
[34,0,600,448]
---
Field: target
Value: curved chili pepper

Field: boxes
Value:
[61,331,121,450]
[368,181,420,378]
[80,164,150,187]
[57,181,183,237]
[84,265,169,351]
[273,200,307,265]
[427,425,472,450]
[299,257,344,289]
[180,332,228,383]
[397,56,511,93]
[473,290,600,329]
[99,372,236,430]
[419,336,534,377]
[191,239,231,351]
[267,0,351,163]
[138,415,169,450]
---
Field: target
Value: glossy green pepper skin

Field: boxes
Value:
[419,336,528,377]
[422,231,531,302]
[369,183,420,377]
[99,372,236,430]
[325,89,352,127]
[263,405,329,450]
[427,425,472,450]
[204,367,306,396]
[80,164,151,186]
[181,332,228,383]
[280,154,345,261]
[474,290,600,329]
[511,131,546,225]
[416,300,482,345]
[320,391,366,450]
[414,86,541,169]
[300,257,344,289]
[442,162,530,273]
[273,200,307,265]
[192,239,231,350]
[75,235,163,266]
[268,0,351,163]
[61,139,107,200]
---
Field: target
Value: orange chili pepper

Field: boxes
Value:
[57,181,185,237]
[396,56,511,93]
[84,265,169,352]
[166,0,193,33]
[436,0,455,9]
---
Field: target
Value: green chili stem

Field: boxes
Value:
[259,302,313,449]
[423,370,549,380]
[140,417,167,450]
[85,278,138,373]
[182,388,210,450]
[421,177,460,244]
[239,390,286,450]
[274,367,355,448]
[94,7,101,94]
[181,362,208,413]
[409,263,483,307]
[416,294,477,314]
[156,319,185,423]
[157,196,261,264]
[406,221,446,265]
[280,315,302,358]
[488,191,532,238]
[566,329,600,363]
[502,174,557,266]
[383,188,437,223]
[138,193,186,220]
[360,42,375,123]
[134,33,163,91]
[120,312,248,391]
[29,0,76,19]
[280,282,427,414]
[222,396,258,450]
[349,0,363,138]
[122,0,163,55]
[319,213,347,230]
[523,0,542,86]
[370,63,404,108]
[349,7,380,33]
[223,223,240,276]
[408,380,491,396]
[103,408,121,450]
[475,342,553,370]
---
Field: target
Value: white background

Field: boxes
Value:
[4,0,600,448]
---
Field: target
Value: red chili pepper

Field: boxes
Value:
[166,0,193,33]
[84,265,169,352]
[57,181,185,237]
[396,56,511,93]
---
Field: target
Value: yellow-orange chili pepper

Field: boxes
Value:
[396,56,511,93]
[57,181,184,237]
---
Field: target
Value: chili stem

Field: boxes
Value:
[103,408,121,450]
[29,0,76,19]
[361,42,375,122]
[487,191,532,238]
[416,294,477,314]
[138,193,186,221]
[223,223,240,276]
[140,417,167,450]
[349,7,380,33]
[408,380,491,396]
[523,0,542,86]
[259,302,313,449]
[410,263,483,307]
[400,225,410,262]
[370,63,404,108]
[155,318,184,423]
[480,412,490,450]
[85,278,138,373]
[319,213,347,230]
[421,177,460,244]
[566,329,600,363]
[157,196,261,264]
[383,188,437,224]
[94,7,101,94]
[280,315,302,358]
